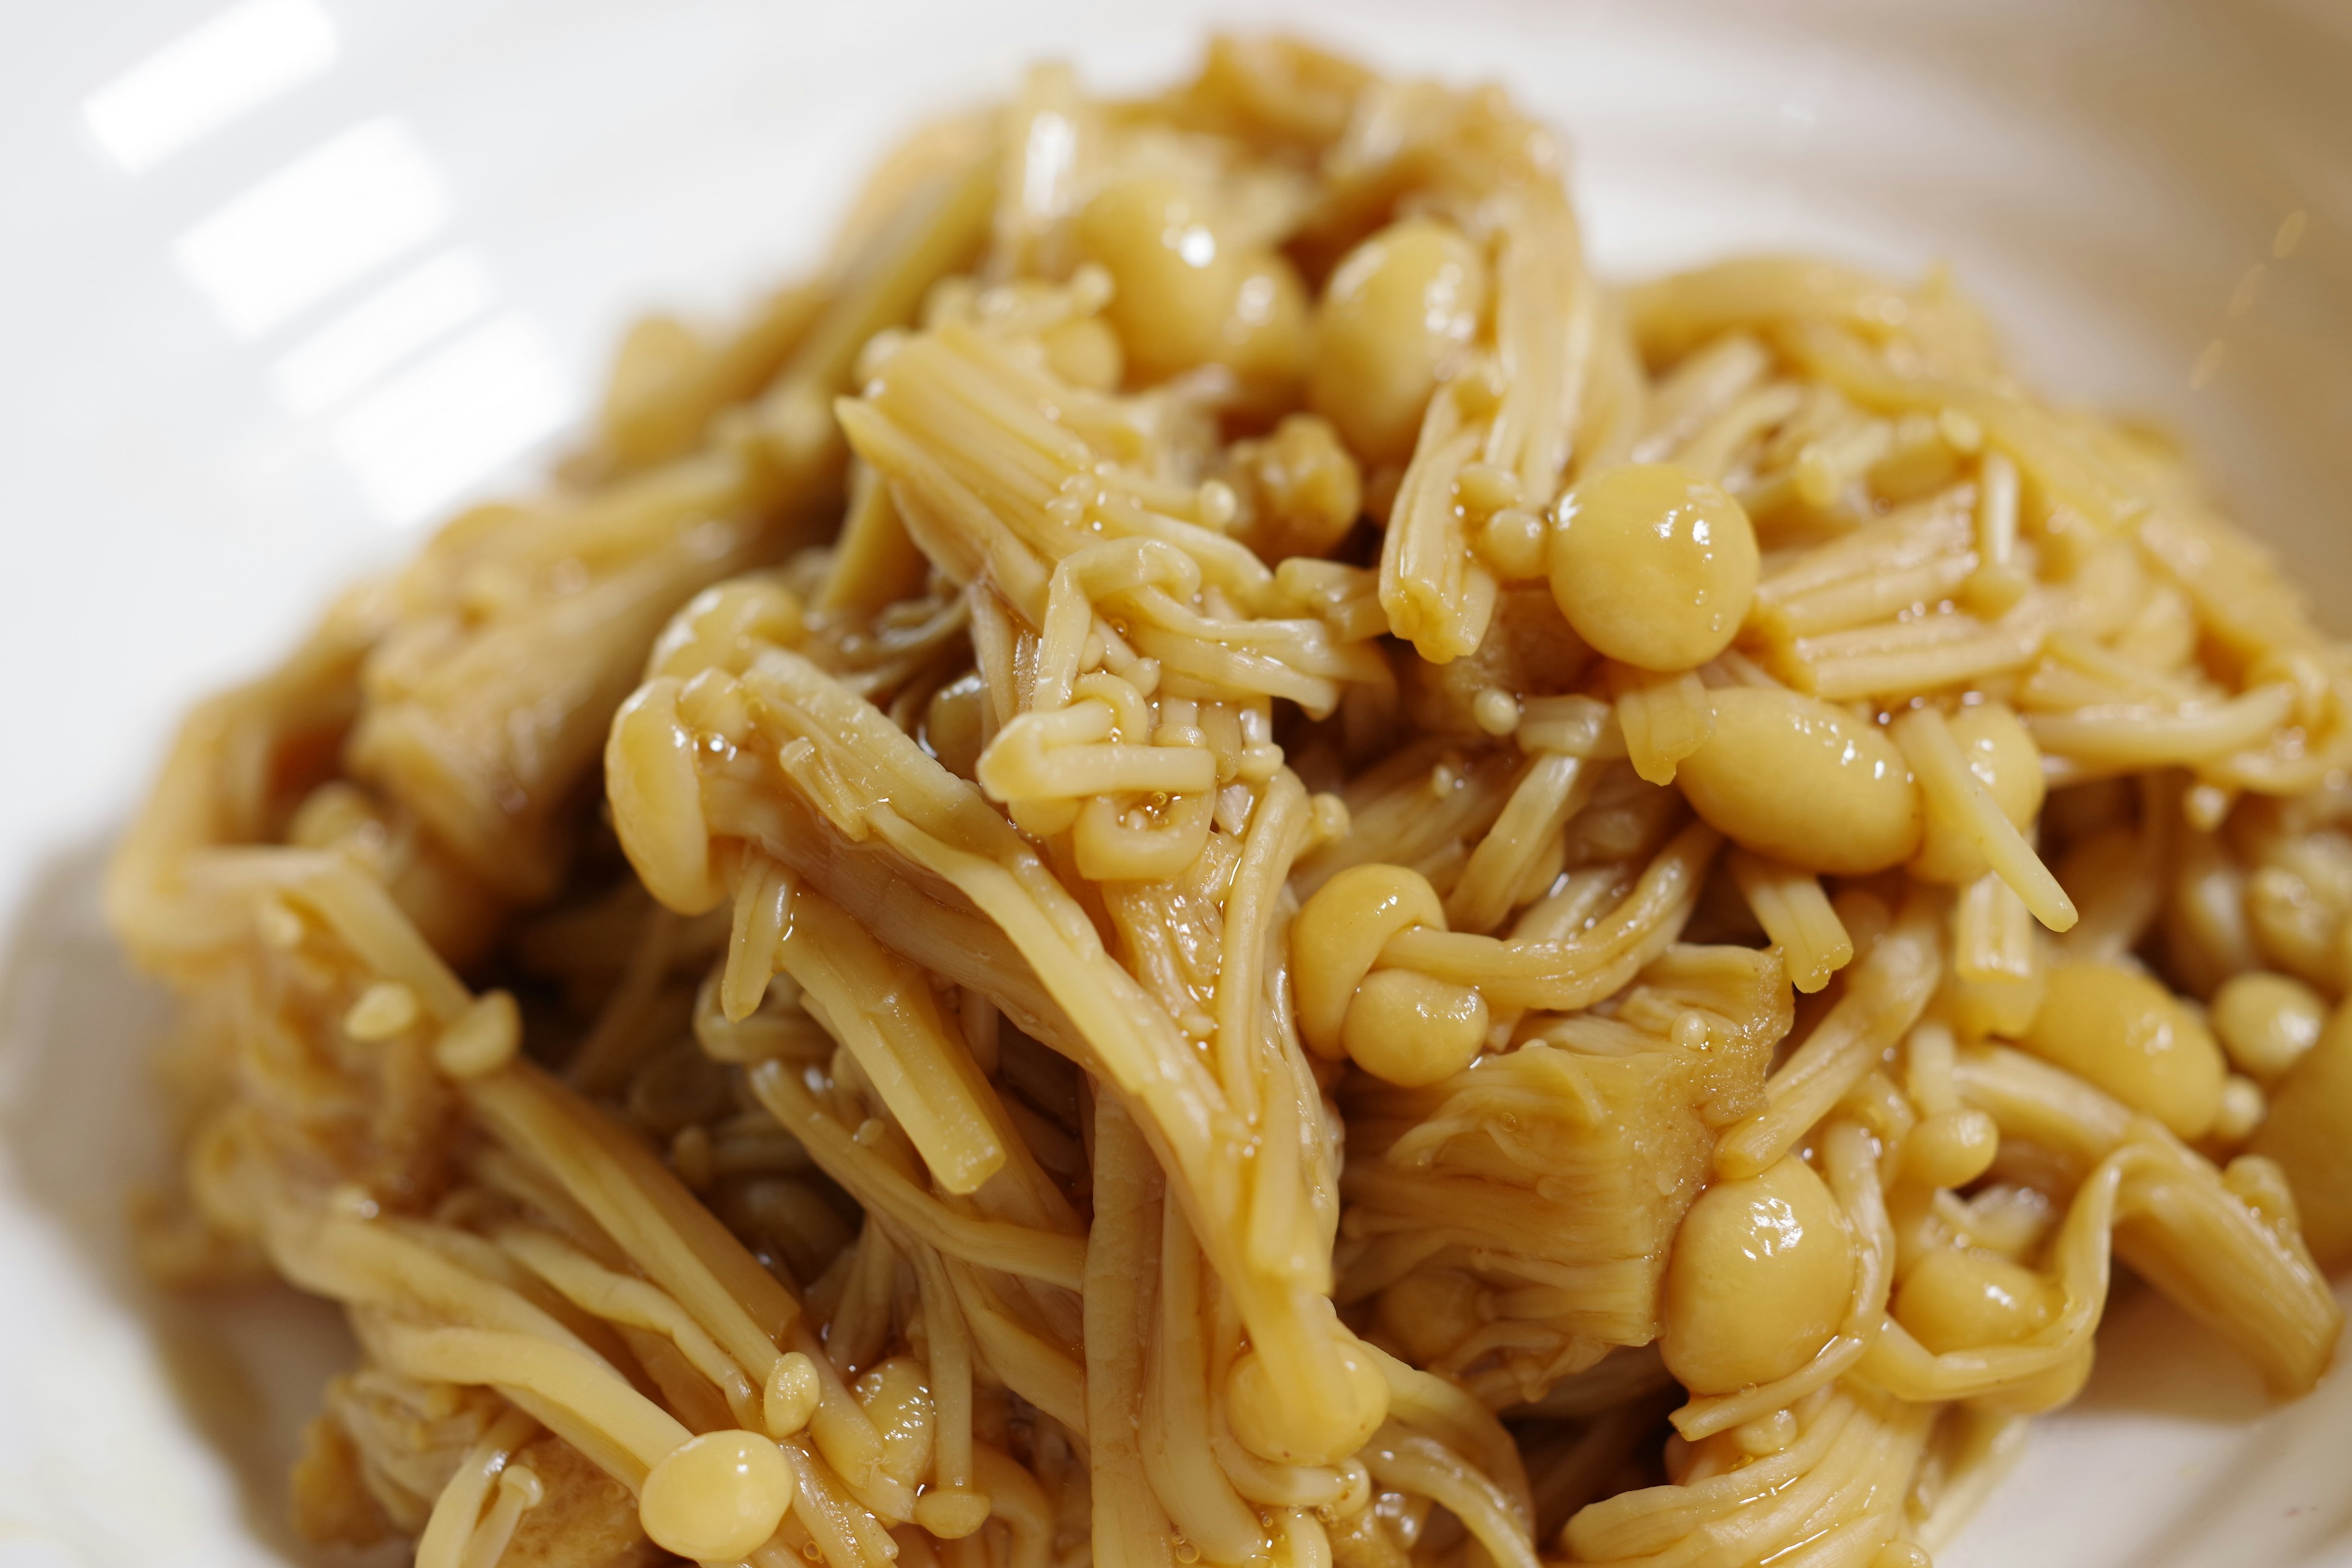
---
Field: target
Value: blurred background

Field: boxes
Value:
[0,2,2348,1564]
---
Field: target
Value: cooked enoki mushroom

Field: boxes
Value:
[110,35,2346,1568]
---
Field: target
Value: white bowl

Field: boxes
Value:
[2,2,2347,1564]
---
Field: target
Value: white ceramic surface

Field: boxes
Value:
[2,2,2349,1564]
